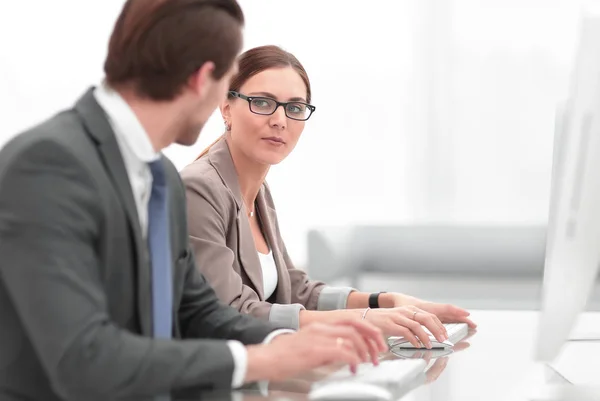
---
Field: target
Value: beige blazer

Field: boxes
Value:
[180,138,352,329]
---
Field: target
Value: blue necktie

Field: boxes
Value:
[148,160,173,339]
[148,160,172,400]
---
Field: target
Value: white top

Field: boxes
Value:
[258,250,278,300]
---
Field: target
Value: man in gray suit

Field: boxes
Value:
[0,1,386,400]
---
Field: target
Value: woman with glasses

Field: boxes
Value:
[180,45,475,347]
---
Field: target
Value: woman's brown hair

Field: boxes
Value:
[195,45,312,160]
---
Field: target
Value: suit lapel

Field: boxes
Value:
[256,187,291,304]
[74,88,152,335]
[208,138,265,299]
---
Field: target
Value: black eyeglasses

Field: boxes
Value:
[228,91,316,121]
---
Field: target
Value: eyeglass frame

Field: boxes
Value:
[228,91,316,121]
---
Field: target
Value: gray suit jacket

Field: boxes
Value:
[0,89,278,401]
[180,138,352,330]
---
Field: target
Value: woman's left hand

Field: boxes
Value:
[389,294,477,328]
[413,302,476,328]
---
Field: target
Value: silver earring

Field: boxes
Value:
[224,121,231,131]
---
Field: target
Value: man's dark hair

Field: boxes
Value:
[104,0,244,101]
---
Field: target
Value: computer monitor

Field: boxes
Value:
[543,101,568,262]
[534,8,600,362]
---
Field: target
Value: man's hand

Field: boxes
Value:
[244,320,388,384]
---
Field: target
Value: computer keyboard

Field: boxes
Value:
[388,322,469,349]
[321,358,427,385]
[308,359,427,400]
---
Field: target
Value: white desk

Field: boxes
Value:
[197,310,600,401]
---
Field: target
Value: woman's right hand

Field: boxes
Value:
[363,306,448,348]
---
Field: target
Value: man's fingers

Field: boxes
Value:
[338,328,370,363]
[338,319,387,353]
[367,339,381,365]
[318,324,371,363]
[319,344,361,371]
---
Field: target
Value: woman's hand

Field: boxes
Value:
[363,306,448,348]
[413,302,477,328]
[386,293,477,328]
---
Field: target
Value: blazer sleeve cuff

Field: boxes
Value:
[317,286,356,311]
[268,303,305,330]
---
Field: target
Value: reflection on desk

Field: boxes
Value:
[197,310,600,401]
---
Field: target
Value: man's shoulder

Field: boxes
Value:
[0,109,95,168]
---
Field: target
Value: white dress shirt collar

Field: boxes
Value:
[93,82,160,163]
[93,82,160,237]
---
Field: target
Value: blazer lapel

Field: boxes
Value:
[208,138,265,299]
[74,88,152,335]
[256,186,291,304]
[237,209,265,299]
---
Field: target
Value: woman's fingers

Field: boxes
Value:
[413,309,447,342]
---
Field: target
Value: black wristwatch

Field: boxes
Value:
[368,292,386,309]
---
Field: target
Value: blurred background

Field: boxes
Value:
[2,0,597,309]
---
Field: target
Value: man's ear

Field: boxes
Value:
[188,61,215,99]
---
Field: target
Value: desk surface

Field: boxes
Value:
[200,310,600,401]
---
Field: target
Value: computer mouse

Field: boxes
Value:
[390,347,454,359]
[309,382,393,401]
[388,337,454,349]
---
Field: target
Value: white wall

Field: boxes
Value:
[0,0,593,267]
